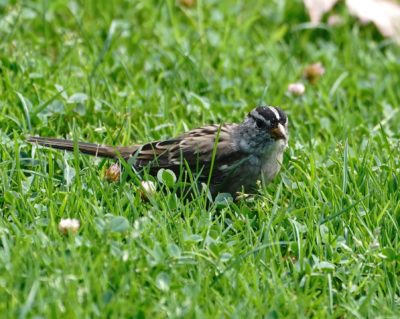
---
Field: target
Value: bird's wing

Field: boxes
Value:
[132,124,247,180]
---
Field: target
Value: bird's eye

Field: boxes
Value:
[256,119,266,129]
[270,115,282,126]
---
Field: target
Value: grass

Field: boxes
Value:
[0,0,400,317]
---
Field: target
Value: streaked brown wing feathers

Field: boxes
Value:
[132,124,240,175]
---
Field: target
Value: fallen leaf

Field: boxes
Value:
[346,0,400,42]
[303,0,340,24]
[304,62,325,84]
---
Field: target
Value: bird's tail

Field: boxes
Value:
[27,136,138,159]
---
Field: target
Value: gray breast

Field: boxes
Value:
[213,129,287,195]
[261,140,286,183]
[213,155,264,195]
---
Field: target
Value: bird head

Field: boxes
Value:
[246,106,288,141]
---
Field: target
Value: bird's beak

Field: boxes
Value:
[270,124,287,140]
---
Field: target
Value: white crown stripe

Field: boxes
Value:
[250,110,269,123]
[268,106,280,121]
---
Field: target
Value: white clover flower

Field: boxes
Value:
[58,218,80,235]
[140,180,157,199]
[287,82,306,96]
[104,163,121,182]
[304,62,325,84]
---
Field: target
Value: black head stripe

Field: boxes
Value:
[276,108,287,125]
[255,106,286,123]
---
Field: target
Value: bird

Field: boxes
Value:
[27,106,288,196]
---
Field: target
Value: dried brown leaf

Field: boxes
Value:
[346,0,400,41]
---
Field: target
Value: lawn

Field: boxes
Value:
[0,0,399,317]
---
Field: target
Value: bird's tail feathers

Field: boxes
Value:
[27,136,137,159]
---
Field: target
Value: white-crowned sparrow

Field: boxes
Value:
[28,106,288,196]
